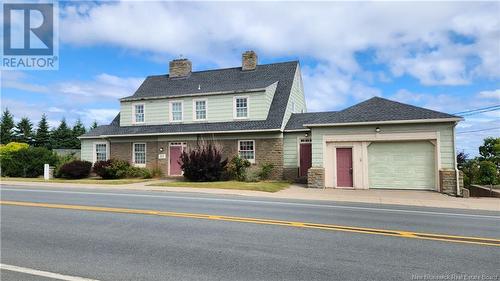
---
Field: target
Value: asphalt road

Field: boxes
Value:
[1,184,499,281]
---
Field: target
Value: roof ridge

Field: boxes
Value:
[144,60,299,78]
[369,96,460,117]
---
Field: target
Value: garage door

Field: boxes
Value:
[368,141,435,190]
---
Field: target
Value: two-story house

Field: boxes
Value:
[80,51,464,195]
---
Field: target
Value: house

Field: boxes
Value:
[80,51,464,195]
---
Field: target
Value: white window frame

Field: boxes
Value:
[238,140,255,164]
[233,96,249,119]
[132,142,147,167]
[92,141,109,163]
[192,98,208,121]
[169,100,184,122]
[132,103,145,124]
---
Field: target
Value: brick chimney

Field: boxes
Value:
[242,51,257,71]
[169,58,192,78]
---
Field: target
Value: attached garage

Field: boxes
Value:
[368,141,436,190]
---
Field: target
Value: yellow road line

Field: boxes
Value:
[2,200,499,247]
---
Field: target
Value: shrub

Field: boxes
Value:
[93,159,130,179]
[0,142,29,157]
[0,146,58,177]
[57,160,92,179]
[226,155,251,181]
[104,159,130,179]
[180,143,228,181]
[126,166,152,179]
[258,163,274,180]
[93,159,153,179]
[54,154,77,178]
[92,160,112,178]
[150,166,164,178]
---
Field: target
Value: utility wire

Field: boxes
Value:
[456,127,500,134]
[453,105,500,115]
[459,108,500,117]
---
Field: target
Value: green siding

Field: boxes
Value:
[80,139,95,162]
[109,132,283,143]
[120,87,275,126]
[368,141,435,189]
[283,132,305,167]
[282,66,306,129]
[311,123,455,169]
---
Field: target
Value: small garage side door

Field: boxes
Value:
[368,141,436,190]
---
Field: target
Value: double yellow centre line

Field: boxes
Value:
[1,200,499,247]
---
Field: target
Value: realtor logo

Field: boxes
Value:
[2,2,58,70]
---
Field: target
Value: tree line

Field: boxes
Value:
[0,109,98,149]
[457,137,500,187]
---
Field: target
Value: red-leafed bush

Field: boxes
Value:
[180,143,227,182]
[57,160,92,179]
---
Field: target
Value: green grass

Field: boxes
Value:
[0,177,151,185]
[148,180,290,192]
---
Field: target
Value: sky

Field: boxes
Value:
[1,1,499,156]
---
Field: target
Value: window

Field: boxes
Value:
[238,140,255,163]
[194,99,207,120]
[134,104,145,123]
[234,97,248,119]
[95,143,107,162]
[170,101,183,122]
[133,143,146,166]
[291,101,296,113]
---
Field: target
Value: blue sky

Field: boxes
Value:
[1,1,499,156]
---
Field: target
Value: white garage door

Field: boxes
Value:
[368,141,436,190]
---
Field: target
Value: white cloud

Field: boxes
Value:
[73,108,119,124]
[48,107,65,113]
[57,73,143,99]
[59,1,500,86]
[478,89,500,100]
[1,71,49,93]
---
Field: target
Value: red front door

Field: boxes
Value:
[336,148,353,187]
[169,146,183,176]
[299,143,312,177]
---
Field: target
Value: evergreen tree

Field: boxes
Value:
[90,120,98,130]
[34,114,51,148]
[51,118,73,149]
[71,119,86,149]
[0,108,15,144]
[14,117,34,144]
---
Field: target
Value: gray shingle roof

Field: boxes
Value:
[284,112,337,130]
[307,97,461,125]
[121,61,297,100]
[82,61,299,138]
[284,97,461,130]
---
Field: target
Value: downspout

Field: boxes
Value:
[452,123,461,197]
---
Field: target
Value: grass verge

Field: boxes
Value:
[0,177,151,185]
[148,180,290,192]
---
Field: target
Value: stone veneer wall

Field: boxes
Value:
[439,170,464,196]
[307,167,325,188]
[110,138,284,180]
[283,167,298,181]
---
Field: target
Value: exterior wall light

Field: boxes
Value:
[305,132,309,137]
[159,147,164,152]
[375,127,381,133]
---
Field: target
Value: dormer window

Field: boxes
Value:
[193,99,207,120]
[170,101,183,122]
[133,104,145,123]
[234,96,248,119]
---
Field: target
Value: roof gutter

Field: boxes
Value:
[79,128,282,139]
[120,85,275,102]
[303,118,463,127]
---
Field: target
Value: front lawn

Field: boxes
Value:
[0,177,151,185]
[148,180,290,192]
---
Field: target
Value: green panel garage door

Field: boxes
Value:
[368,141,436,190]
